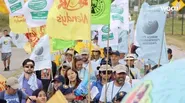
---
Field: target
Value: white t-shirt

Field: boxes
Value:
[100,81,131,102]
[130,67,141,79]
[83,62,98,82]
[91,58,102,66]
[0,36,12,53]
[119,59,126,65]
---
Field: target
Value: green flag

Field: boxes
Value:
[52,38,75,50]
[91,0,111,24]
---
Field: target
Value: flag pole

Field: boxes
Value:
[104,24,110,103]
[88,0,92,102]
[158,32,165,67]
[128,29,132,85]
[27,28,33,52]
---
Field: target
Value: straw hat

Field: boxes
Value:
[65,50,74,55]
[92,46,100,51]
[99,65,112,71]
[80,48,89,55]
[124,54,137,60]
[113,64,127,74]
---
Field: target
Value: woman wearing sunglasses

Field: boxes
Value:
[90,65,113,103]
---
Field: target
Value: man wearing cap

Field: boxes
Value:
[0,77,28,103]
[63,49,74,67]
[125,54,141,79]
[100,47,112,66]
[91,46,102,65]
[99,64,131,103]
[111,51,121,67]
[80,48,89,68]
[48,75,66,98]
[91,65,113,102]
[81,48,98,82]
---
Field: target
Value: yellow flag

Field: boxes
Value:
[9,15,28,33]
[47,90,68,103]
[0,74,6,92]
[74,42,87,53]
[0,0,9,14]
[54,53,61,66]
[46,0,91,40]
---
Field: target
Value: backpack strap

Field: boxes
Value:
[17,90,22,103]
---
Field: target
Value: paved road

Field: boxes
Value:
[0,45,185,79]
[0,47,29,78]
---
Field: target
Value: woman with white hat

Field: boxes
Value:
[125,54,141,79]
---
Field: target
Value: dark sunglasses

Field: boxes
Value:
[24,65,34,68]
[101,71,112,75]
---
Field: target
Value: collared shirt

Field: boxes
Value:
[130,67,141,79]
[99,81,131,102]
[91,58,102,66]
[78,68,87,80]
[22,77,43,103]
[119,59,126,65]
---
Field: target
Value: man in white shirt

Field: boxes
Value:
[0,30,13,71]
[125,54,141,79]
[99,64,132,103]
[81,48,98,82]
[91,46,102,65]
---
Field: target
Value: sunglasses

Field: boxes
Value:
[24,65,34,68]
[101,71,112,75]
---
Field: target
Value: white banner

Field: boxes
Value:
[30,35,52,71]
[135,2,169,65]
[129,21,135,44]
[10,32,28,48]
[4,0,24,16]
[23,0,53,27]
[98,25,118,48]
[111,0,129,31]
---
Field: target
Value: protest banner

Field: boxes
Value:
[23,0,53,27]
[135,2,169,65]
[30,35,52,71]
[10,31,28,48]
[91,0,111,24]
[4,0,24,16]
[46,0,91,40]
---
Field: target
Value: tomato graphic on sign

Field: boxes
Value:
[58,0,88,11]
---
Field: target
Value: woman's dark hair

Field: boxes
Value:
[32,89,46,97]
[22,58,35,67]
[73,55,83,69]
[58,65,71,76]
[65,68,81,89]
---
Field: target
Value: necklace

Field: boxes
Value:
[111,81,124,100]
